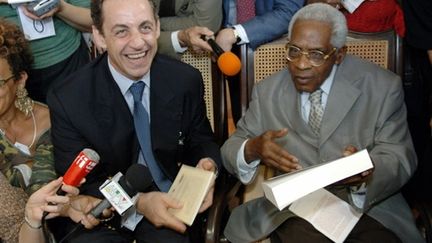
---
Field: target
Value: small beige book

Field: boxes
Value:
[167,165,216,225]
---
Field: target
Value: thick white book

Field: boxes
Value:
[167,165,216,226]
[262,149,373,210]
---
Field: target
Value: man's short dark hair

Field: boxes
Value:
[91,0,159,34]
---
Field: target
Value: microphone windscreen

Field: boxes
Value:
[63,148,100,186]
[123,164,153,194]
[218,52,241,76]
[83,148,100,162]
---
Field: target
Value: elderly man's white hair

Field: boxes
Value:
[288,3,348,48]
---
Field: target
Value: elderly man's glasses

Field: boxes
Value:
[285,43,337,67]
[0,75,14,87]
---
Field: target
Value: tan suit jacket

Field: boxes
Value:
[221,55,424,243]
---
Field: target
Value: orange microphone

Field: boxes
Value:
[202,35,241,76]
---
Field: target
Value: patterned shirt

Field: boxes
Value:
[0,129,56,195]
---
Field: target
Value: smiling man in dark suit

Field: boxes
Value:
[46,0,221,242]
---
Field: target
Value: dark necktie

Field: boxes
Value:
[130,81,171,192]
[236,0,255,24]
[308,89,324,136]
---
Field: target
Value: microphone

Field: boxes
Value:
[42,149,100,217]
[202,35,241,76]
[62,148,100,188]
[90,163,153,218]
[59,164,152,243]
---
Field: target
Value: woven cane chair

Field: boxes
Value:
[180,50,232,243]
[181,50,227,145]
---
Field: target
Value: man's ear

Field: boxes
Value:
[92,25,107,49]
[155,18,160,39]
[335,46,347,65]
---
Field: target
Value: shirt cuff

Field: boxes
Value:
[233,24,250,45]
[171,30,188,53]
[121,194,144,231]
[350,183,367,209]
[236,139,260,184]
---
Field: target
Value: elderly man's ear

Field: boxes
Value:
[335,46,347,65]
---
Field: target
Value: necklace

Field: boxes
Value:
[0,110,37,149]
[28,110,37,149]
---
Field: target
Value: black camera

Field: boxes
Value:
[26,0,60,17]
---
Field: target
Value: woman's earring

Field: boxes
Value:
[15,86,33,117]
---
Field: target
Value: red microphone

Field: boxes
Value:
[62,148,100,187]
[202,35,241,76]
[42,149,100,218]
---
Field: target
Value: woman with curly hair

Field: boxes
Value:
[0,18,56,242]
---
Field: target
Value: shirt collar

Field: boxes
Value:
[299,65,337,96]
[108,58,151,96]
[320,65,337,96]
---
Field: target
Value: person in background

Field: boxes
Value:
[47,0,221,242]
[0,172,28,242]
[0,17,58,242]
[0,0,92,103]
[216,0,304,124]
[221,3,423,243]
[0,18,99,243]
[216,0,304,51]
[0,18,55,193]
[307,0,405,37]
[155,0,222,57]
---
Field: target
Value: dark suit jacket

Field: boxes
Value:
[222,0,304,49]
[47,53,221,197]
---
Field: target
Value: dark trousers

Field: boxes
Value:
[60,215,190,243]
[270,214,402,243]
[27,38,91,103]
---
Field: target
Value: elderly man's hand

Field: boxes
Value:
[334,145,373,186]
[245,128,302,173]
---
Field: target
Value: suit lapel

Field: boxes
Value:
[92,55,139,173]
[320,65,361,146]
[149,55,177,150]
[282,74,319,148]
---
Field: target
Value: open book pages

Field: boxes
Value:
[167,165,215,225]
[262,149,373,210]
[290,188,362,243]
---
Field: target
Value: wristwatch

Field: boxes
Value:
[230,27,241,44]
